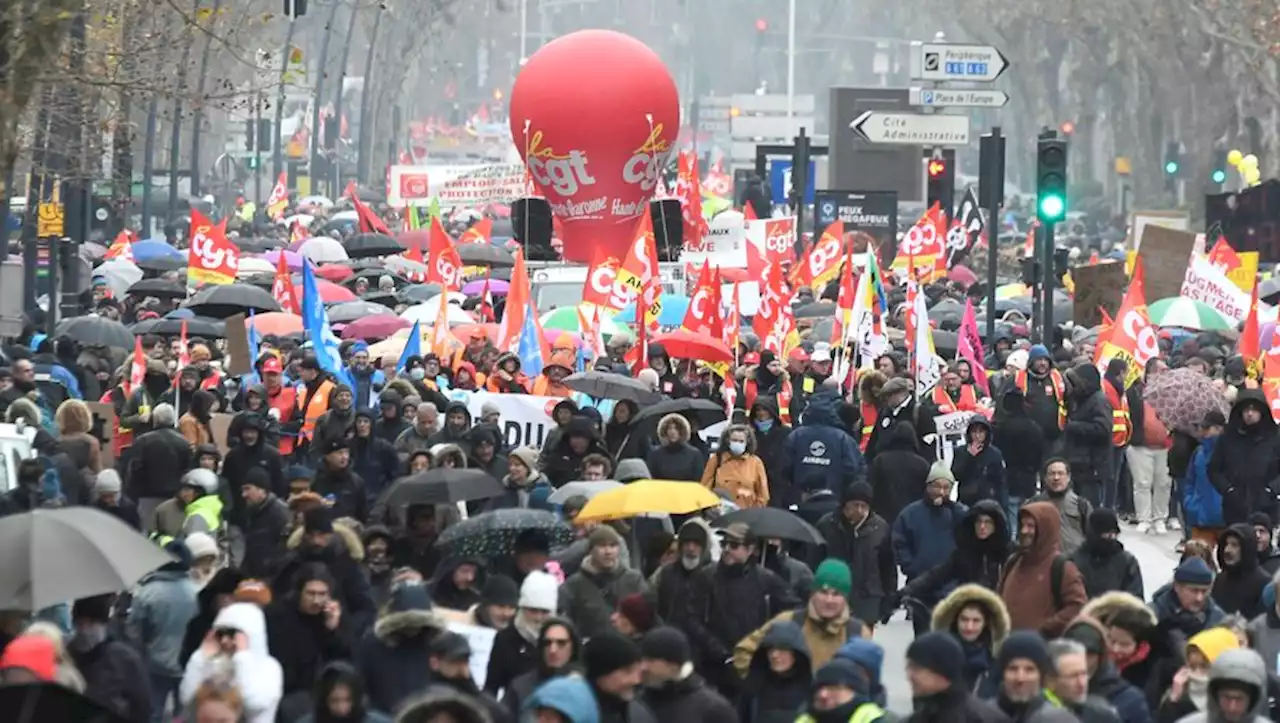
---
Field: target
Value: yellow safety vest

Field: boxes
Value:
[153,495,224,547]
[796,702,885,723]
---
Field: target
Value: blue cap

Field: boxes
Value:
[352,341,369,353]
[1028,344,1051,362]
[1174,556,1215,586]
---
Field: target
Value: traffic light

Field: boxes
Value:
[926,154,955,222]
[1035,132,1068,224]
[284,0,307,17]
[256,119,273,153]
[1211,149,1228,186]
[243,120,256,151]
[246,155,261,170]
[1164,141,1181,194]
[1059,121,1075,136]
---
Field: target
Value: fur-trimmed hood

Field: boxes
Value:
[431,442,468,469]
[286,519,365,562]
[394,687,492,723]
[374,583,446,643]
[931,583,1011,649]
[1081,591,1158,636]
[5,397,40,426]
[857,369,887,406]
[657,413,691,443]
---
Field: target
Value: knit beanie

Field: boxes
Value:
[1249,512,1273,531]
[583,632,643,680]
[640,626,692,665]
[677,520,709,547]
[813,658,866,691]
[481,574,519,608]
[93,469,122,496]
[1087,508,1121,537]
[927,460,956,484]
[906,631,965,683]
[587,525,623,551]
[1028,344,1051,363]
[518,571,559,612]
[616,593,657,633]
[997,631,1051,676]
[1174,557,1215,586]
[813,559,853,598]
[842,482,874,506]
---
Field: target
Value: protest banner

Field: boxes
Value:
[1071,262,1126,328]
[1139,225,1197,301]
[1181,254,1278,324]
[390,164,528,208]
[933,412,969,490]
[86,402,116,468]
[681,211,748,268]
[450,390,559,450]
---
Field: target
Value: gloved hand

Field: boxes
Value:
[879,593,902,625]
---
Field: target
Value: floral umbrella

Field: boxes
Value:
[1144,367,1230,435]
[435,509,575,558]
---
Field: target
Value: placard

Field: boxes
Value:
[86,402,116,468]
[680,211,748,268]
[446,621,497,689]
[1181,254,1278,325]
[813,190,898,261]
[933,412,968,485]
[1138,225,1197,302]
[223,313,251,376]
[1131,210,1190,250]
[1071,262,1126,328]
[448,390,558,450]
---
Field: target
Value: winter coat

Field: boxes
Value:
[1026,490,1092,557]
[741,620,812,723]
[546,418,613,487]
[1083,592,1181,715]
[271,526,375,632]
[72,633,152,723]
[180,603,282,723]
[995,693,1078,723]
[867,396,934,462]
[227,386,282,450]
[701,441,770,509]
[486,471,554,512]
[428,556,485,611]
[374,390,410,445]
[391,684,507,723]
[1182,435,1225,529]
[1174,648,1271,723]
[952,417,1007,508]
[1246,606,1280,685]
[868,421,932,526]
[646,415,709,483]
[1065,614,1152,723]
[558,558,649,640]
[641,672,738,723]
[816,510,896,607]
[266,601,354,698]
[221,418,286,520]
[522,676,600,723]
[310,462,369,522]
[782,391,865,503]
[905,686,1013,723]
[239,494,290,578]
[997,501,1087,638]
[1071,532,1144,600]
[931,584,1011,698]
[126,426,193,499]
[1061,364,1114,492]
[605,400,652,462]
[1212,524,1270,618]
[96,497,142,530]
[501,617,583,718]
[993,390,1047,500]
[749,399,793,507]
[892,496,969,590]
[1209,391,1280,525]
[1150,582,1227,648]
[652,519,715,624]
[734,604,871,678]
[350,430,401,505]
[763,550,814,602]
[900,500,1011,604]
[685,561,798,667]
[354,586,448,714]
[484,623,539,699]
[294,662,394,723]
[126,567,199,678]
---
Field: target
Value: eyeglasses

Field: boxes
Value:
[543,638,572,648]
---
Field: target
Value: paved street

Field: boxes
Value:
[877,526,1184,712]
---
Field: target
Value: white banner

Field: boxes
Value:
[1180,254,1277,324]
[449,390,559,450]
[680,211,748,268]
[430,163,528,208]
[933,412,968,496]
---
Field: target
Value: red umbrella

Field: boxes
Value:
[316,264,354,282]
[292,275,356,303]
[340,314,412,340]
[947,265,978,288]
[650,329,733,364]
[398,229,429,251]
[250,312,304,336]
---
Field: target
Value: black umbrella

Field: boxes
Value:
[381,469,505,508]
[632,398,726,428]
[793,301,837,319]
[344,232,403,259]
[564,371,663,404]
[54,316,134,349]
[435,508,576,558]
[127,277,187,299]
[183,283,282,318]
[363,290,401,308]
[135,256,186,274]
[131,316,226,338]
[402,283,444,303]
[236,237,284,254]
[329,299,394,324]
[1,682,129,723]
[927,298,965,330]
[457,244,516,268]
[713,507,825,545]
[345,267,406,289]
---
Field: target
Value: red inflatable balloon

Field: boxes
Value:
[509,30,680,264]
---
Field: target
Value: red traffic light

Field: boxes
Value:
[1059,121,1075,135]
[927,159,947,177]
[755,18,768,32]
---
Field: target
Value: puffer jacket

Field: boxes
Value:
[781,391,864,503]
[354,582,447,714]
[931,584,1010,697]
[645,414,708,483]
[1071,514,1144,599]
[1209,391,1280,525]
[868,420,931,526]
[1182,434,1224,529]
[1061,364,1114,495]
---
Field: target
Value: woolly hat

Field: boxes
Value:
[1174,556,1215,586]
[480,400,502,418]
[508,446,539,473]
[1249,512,1273,530]
[615,593,656,634]
[926,460,956,484]
[677,520,709,547]
[1005,349,1029,371]
[842,482,873,505]
[1087,508,1121,537]
[587,525,623,550]
[813,559,853,598]
[640,626,692,665]
[997,631,1051,675]
[518,571,559,612]
[813,658,866,691]
[93,469,122,496]
[480,574,519,608]
[1028,344,1051,362]
[583,632,643,680]
[184,532,219,561]
[906,631,965,683]
[303,506,334,534]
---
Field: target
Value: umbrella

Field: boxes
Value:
[456,243,516,268]
[297,195,333,208]
[165,308,194,320]
[54,316,133,349]
[0,682,129,723]
[382,255,430,280]
[132,315,226,337]
[947,265,979,287]
[184,283,282,318]
[235,237,284,254]
[576,480,721,522]
[367,328,460,361]
[1147,297,1234,331]
[344,233,403,259]
[126,278,186,299]
[92,259,144,297]
[381,469,505,508]
[402,283,445,303]
[435,509,575,558]
[650,329,734,364]
[329,300,395,324]
[927,298,966,330]
[547,480,625,504]
[564,371,663,404]
[793,301,837,319]
[135,256,186,273]
[340,314,411,340]
[80,242,107,261]
[248,311,304,336]
[461,278,511,295]
[713,507,825,545]
[293,275,355,303]
[315,264,355,283]
[632,398,726,427]
[262,248,304,269]
[614,295,690,326]
[402,301,475,326]
[540,306,621,338]
[0,507,174,610]
[1260,276,1280,305]
[236,257,276,277]
[299,236,350,263]
[1144,367,1230,435]
[130,239,183,262]
[364,290,401,308]
[346,267,405,288]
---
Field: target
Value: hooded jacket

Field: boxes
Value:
[646,414,709,483]
[931,584,1011,697]
[868,420,932,526]
[1174,648,1270,723]
[355,583,447,714]
[994,389,1047,500]
[374,389,411,445]
[1183,434,1225,529]
[545,417,612,487]
[180,603,283,723]
[1209,391,1280,525]
[1062,363,1114,488]
[523,676,600,723]
[315,383,358,448]
[502,617,583,718]
[900,500,1011,603]
[1063,614,1152,723]
[742,620,812,723]
[652,518,715,624]
[427,400,473,450]
[605,399,651,462]
[781,390,865,503]
[393,687,500,723]
[952,416,1007,508]
[1070,512,1144,599]
[222,412,286,519]
[816,494,896,604]
[749,398,792,506]
[1211,524,1270,618]
[296,661,393,723]
[998,501,1087,637]
[229,384,282,450]
[1084,592,1180,715]
[351,412,402,503]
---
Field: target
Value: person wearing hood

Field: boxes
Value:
[1060,363,1114,507]
[1246,513,1280,575]
[68,593,152,722]
[867,419,930,526]
[1173,648,1271,723]
[488,446,553,511]
[558,526,649,639]
[835,637,890,709]
[351,409,400,505]
[1062,615,1153,723]
[126,403,194,527]
[1027,458,1093,556]
[747,398,791,505]
[533,351,576,398]
[179,602,282,723]
[1071,508,1144,599]
[1154,627,1241,723]
[606,399,652,462]
[452,360,480,392]
[816,482,896,626]
[701,423,770,508]
[1016,344,1068,449]
[538,398,580,466]
[1084,592,1182,715]
[637,626,737,723]
[904,631,1009,723]
[1211,525,1269,618]
[648,343,689,399]
[645,413,707,483]
[485,570,559,698]
[545,416,613,487]
[355,581,447,714]
[374,388,410,445]
[740,619,813,723]
[429,400,474,450]
[267,562,355,715]
[296,661,392,723]
[523,675,599,723]
[311,437,369,522]
[781,389,864,504]
[890,501,1011,620]
[238,468,291,578]
[120,358,173,441]
[503,616,582,719]
[128,540,200,719]
[994,388,1047,526]
[486,352,531,394]
[652,518,716,625]
[222,413,286,524]
[359,526,399,609]
[429,557,486,611]
[348,342,385,410]
[952,415,1007,510]
[229,383,282,451]
[998,501,1087,638]
[273,508,376,631]
[928,584,1011,697]
[1209,391,1280,526]
[466,423,509,480]
[163,364,203,422]
[892,462,968,632]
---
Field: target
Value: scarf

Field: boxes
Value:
[514,611,541,644]
[806,598,851,636]
[1187,672,1209,711]
[1114,641,1150,672]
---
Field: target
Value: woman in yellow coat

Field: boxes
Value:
[701,424,770,508]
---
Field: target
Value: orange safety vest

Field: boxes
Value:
[859,401,878,453]
[296,378,335,443]
[777,378,793,426]
[931,385,979,415]
[1104,382,1132,447]
[1014,368,1066,429]
[267,384,298,455]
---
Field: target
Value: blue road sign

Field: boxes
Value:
[769,160,816,205]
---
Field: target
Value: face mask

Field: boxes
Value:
[70,624,107,652]
[754,419,774,433]
[728,441,747,456]
[409,368,426,381]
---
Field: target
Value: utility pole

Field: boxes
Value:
[979,127,1005,341]
[356,4,385,185]
[189,0,224,198]
[331,1,360,195]
[310,0,342,198]
[272,15,299,184]
[167,0,198,225]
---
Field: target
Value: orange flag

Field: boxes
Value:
[272,251,301,314]
[458,218,493,245]
[789,220,845,289]
[498,249,531,353]
[426,216,463,290]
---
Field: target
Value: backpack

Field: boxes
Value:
[1050,554,1070,608]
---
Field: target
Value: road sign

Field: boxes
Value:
[37,203,64,237]
[909,87,1009,108]
[769,160,816,205]
[911,43,1009,82]
[851,111,971,146]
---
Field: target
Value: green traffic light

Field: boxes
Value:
[1039,194,1066,221]
[1212,169,1227,184]
[1165,161,1179,175]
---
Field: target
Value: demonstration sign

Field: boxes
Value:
[813,190,898,258]
[1181,254,1277,325]
[450,390,559,449]
[390,164,527,208]
[681,210,748,268]
[933,412,970,486]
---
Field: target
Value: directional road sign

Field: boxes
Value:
[911,43,1009,82]
[910,87,1009,108]
[851,111,971,146]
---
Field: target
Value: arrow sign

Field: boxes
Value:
[910,87,1009,108]
[912,43,1009,82]
[851,111,971,146]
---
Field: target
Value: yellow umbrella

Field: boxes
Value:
[576,480,721,522]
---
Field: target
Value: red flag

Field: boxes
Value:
[582,247,625,311]
[675,150,709,250]
[478,271,495,323]
[831,247,857,345]
[128,337,146,393]
[105,230,135,261]
[177,321,191,371]
[458,218,493,245]
[187,211,239,286]
[789,221,845,289]
[681,263,723,339]
[498,250,531,353]
[346,182,393,235]
[426,216,463,290]
[1240,283,1262,377]
[1208,236,1242,274]
[272,251,301,314]
[743,202,758,221]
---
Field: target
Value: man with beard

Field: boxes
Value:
[1212,524,1270,618]
[888,500,1011,621]
[1210,390,1280,526]
[424,632,511,723]
[892,464,968,634]
[1015,345,1067,450]
[485,571,558,698]
[430,400,474,449]
[1249,513,1280,575]
[347,342,383,409]
[998,502,1087,638]
[272,508,375,632]
[638,627,737,723]
[559,526,649,639]
[1070,509,1143,599]
[584,632,657,723]
[359,526,400,609]
[267,563,353,719]
[652,518,716,625]
[993,632,1077,723]
[162,365,203,420]
[349,409,399,506]
[373,388,409,445]
[816,482,896,627]
[430,557,486,611]
[1027,459,1092,557]
[313,383,357,453]
[905,631,1008,723]
[503,617,581,719]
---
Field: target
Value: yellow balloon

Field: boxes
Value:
[1247,167,1262,186]
[1243,154,1259,169]
[1228,149,1244,167]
